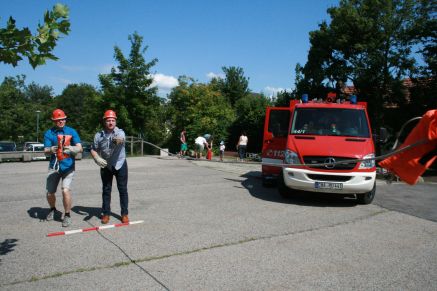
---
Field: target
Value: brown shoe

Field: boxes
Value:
[121,215,129,223]
[101,215,110,224]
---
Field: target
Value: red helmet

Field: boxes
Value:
[51,109,67,120]
[103,110,117,119]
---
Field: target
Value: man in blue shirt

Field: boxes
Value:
[43,109,83,227]
[91,110,129,224]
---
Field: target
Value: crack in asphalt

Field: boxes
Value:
[2,209,389,288]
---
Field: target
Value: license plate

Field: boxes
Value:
[314,181,343,190]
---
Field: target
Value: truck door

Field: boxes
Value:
[262,107,291,183]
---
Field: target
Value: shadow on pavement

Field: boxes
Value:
[239,171,358,207]
[71,205,121,222]
[27,207,62,221]
[72,205,102,221]
[0,239,18,263]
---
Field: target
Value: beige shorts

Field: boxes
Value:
[46,169,75,193]
[195,143,204,151]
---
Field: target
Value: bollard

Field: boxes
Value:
[160,148,169,157]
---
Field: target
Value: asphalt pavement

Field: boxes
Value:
[0,157,436,290]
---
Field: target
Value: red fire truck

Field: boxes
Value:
[262,94,377,204]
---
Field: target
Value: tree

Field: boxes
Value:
[99,32,164,144]
[298,0,432,127]
[0,4,70,68]
[274,90,295,107]
[217,66,250,106]
[166,77,235,153]
[0,76,54,141]
[231,93,271,152]
[55,83,102,141]
[25,82,53,105]
[406,0,436,117]
[410,0,436,77]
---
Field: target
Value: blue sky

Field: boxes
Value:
[1,0,339,97]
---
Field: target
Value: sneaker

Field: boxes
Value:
[46,209,55,221]
[62,216,72,227]
[121,215,129,223]
[101,215,110,224]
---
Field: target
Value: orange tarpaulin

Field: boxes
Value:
[56,134,72,161]
[379,110,437,185]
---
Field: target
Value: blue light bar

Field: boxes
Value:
[302,94,308,103]
[350,95,357,104]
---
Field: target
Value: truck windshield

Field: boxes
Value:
[291,108,370,137]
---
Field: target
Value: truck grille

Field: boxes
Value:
[307,174,352,182]
[303,156,357,170]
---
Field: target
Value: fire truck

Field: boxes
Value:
[261,93,378,204]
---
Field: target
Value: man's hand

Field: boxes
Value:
[44,146,57,156]
[93,154,107,168]
[112,137,124,145]
[63,145,80,156]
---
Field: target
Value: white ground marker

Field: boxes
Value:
[47,220,144,237]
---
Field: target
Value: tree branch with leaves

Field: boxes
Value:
[0,3,70,68]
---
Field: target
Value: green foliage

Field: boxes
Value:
[166,78,235,152]
[25,82,53,105]
[0,4,70,68]
[297,0,435,128]
[99,32,164,144]
[216,66,250,106]
[274,90,295,107]
[55,83,102,141]
[409,0,437,76]
[0,76,54,141]
[231,93,272,152]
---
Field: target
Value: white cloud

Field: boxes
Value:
[262,86,290,97]
[206,72,224,80]
[151,73,179,90]
[149,73,179,97]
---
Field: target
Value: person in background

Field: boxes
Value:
[207,135,214,160]
[194,134,210,159]
[237,131,248,162]
[219,141,226,162]
[44,109,83,227]
[179,129,187,157]
[91,110,129,224]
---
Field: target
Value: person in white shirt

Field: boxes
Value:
[237,132,248,162]
[194,135,210,159]
[219,141,226,162]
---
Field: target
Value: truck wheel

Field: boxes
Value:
[277,173,292,199]
[356,183,376,205]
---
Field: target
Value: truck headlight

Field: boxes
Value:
[359,153,375,169]
[284,150,299,165]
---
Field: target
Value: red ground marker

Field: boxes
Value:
[47,220,144,237]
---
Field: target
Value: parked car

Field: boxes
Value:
[25,143,44,152]
[0,141,16,152]
[24,141,40,149]
[25,143,47,161]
